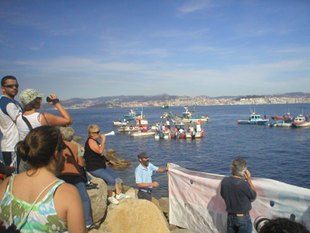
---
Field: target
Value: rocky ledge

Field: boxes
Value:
[88,174,194,233]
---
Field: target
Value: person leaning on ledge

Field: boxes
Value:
[220,157,257,233]
[135,152,168,201]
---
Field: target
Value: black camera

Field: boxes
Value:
[46,96,52,103]
[46,96,60,104]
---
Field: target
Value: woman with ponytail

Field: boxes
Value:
[0,125,86,233]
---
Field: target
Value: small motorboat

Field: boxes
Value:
[237,112,269,125]
[291,114,310,128]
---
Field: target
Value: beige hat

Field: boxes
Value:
[19,88,43,106]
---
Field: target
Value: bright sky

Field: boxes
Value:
[1,0,310,100]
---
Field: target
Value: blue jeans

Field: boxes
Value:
[59,175,93,226]
[227,214,252,233]
[89,167,120,189]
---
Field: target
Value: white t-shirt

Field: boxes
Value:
[0,96,22,151]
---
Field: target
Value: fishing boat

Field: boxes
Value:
[269,120,293,127]
[291,114,310,128]
[112,109,138,126]
[131,130,155,137]
[271,112,294,121]
[171,107,209,124]
[237,112,269,125]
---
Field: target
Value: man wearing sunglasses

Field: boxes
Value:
[0,75,23,168]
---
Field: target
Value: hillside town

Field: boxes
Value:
[62,95,310,109]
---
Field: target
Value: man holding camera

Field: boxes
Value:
[220,158,257,233]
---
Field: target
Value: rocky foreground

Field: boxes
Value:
[88,174,194,233]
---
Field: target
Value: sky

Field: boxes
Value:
[0,0,310,100]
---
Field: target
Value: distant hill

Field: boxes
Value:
[42,92,310,109]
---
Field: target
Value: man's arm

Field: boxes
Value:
[136,181,159,188]
[157,167,168,173]
[244,169,256,192]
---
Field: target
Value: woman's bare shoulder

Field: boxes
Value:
[0,177,10,199]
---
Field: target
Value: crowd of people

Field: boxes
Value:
[0,75,308,233]
[0,75,134,232]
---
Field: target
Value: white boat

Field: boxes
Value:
[131,131,155,137]
[269,120,292,127]
[291,114,310,128]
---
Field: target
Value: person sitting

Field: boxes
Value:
[58,126,95,230]
[84,124,129,205]
[16,88,72,172]
[0,125,86,232]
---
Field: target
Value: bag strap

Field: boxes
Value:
[41,112,49,125]
[64,144,85,178]
[21,114,33,130]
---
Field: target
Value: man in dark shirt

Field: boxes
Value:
[220,158,257,233]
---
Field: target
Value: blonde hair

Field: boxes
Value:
[87,124,100,136]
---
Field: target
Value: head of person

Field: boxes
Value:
[230,157,247,177]
[19,88,43,111]
[87,124,101,138]
[60,126,75,141]
[16,125,66,175]
[259,218,310,233]
[1,75,19,98]
[137,152,150,167]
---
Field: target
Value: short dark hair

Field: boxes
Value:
[137,152,149,159]
[260,218,309,233]
[16,125,64,169]
[1,75,17,86]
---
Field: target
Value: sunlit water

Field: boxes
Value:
[64,103,310,198]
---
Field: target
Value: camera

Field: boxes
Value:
[46,96,52,103]
[46,96,60,104]
[254,216,270,233]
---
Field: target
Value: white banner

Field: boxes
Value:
[168,163,310,233]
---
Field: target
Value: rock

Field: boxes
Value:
[87,173,108,224]
[104,149,130,170]
[99,199,171,233]
[158,197,169,214]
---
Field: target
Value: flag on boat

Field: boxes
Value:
[168,163,310,233]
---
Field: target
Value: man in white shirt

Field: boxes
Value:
[0,75,22,167]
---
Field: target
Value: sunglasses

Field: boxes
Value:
[3,84,19,88]
[91,130,100,134]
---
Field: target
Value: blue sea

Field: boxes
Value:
[66,103,310,198]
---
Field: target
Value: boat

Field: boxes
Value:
[268,120,293,127]
[171,107,209,124]
[113,109,138,126]
[237,112,269,125]
[131,130,155,137]
[271,112,294,121]
[291,114,310,128]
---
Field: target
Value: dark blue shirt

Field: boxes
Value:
[220,176,256,214]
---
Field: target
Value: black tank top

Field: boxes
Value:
[84,137,106,171]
